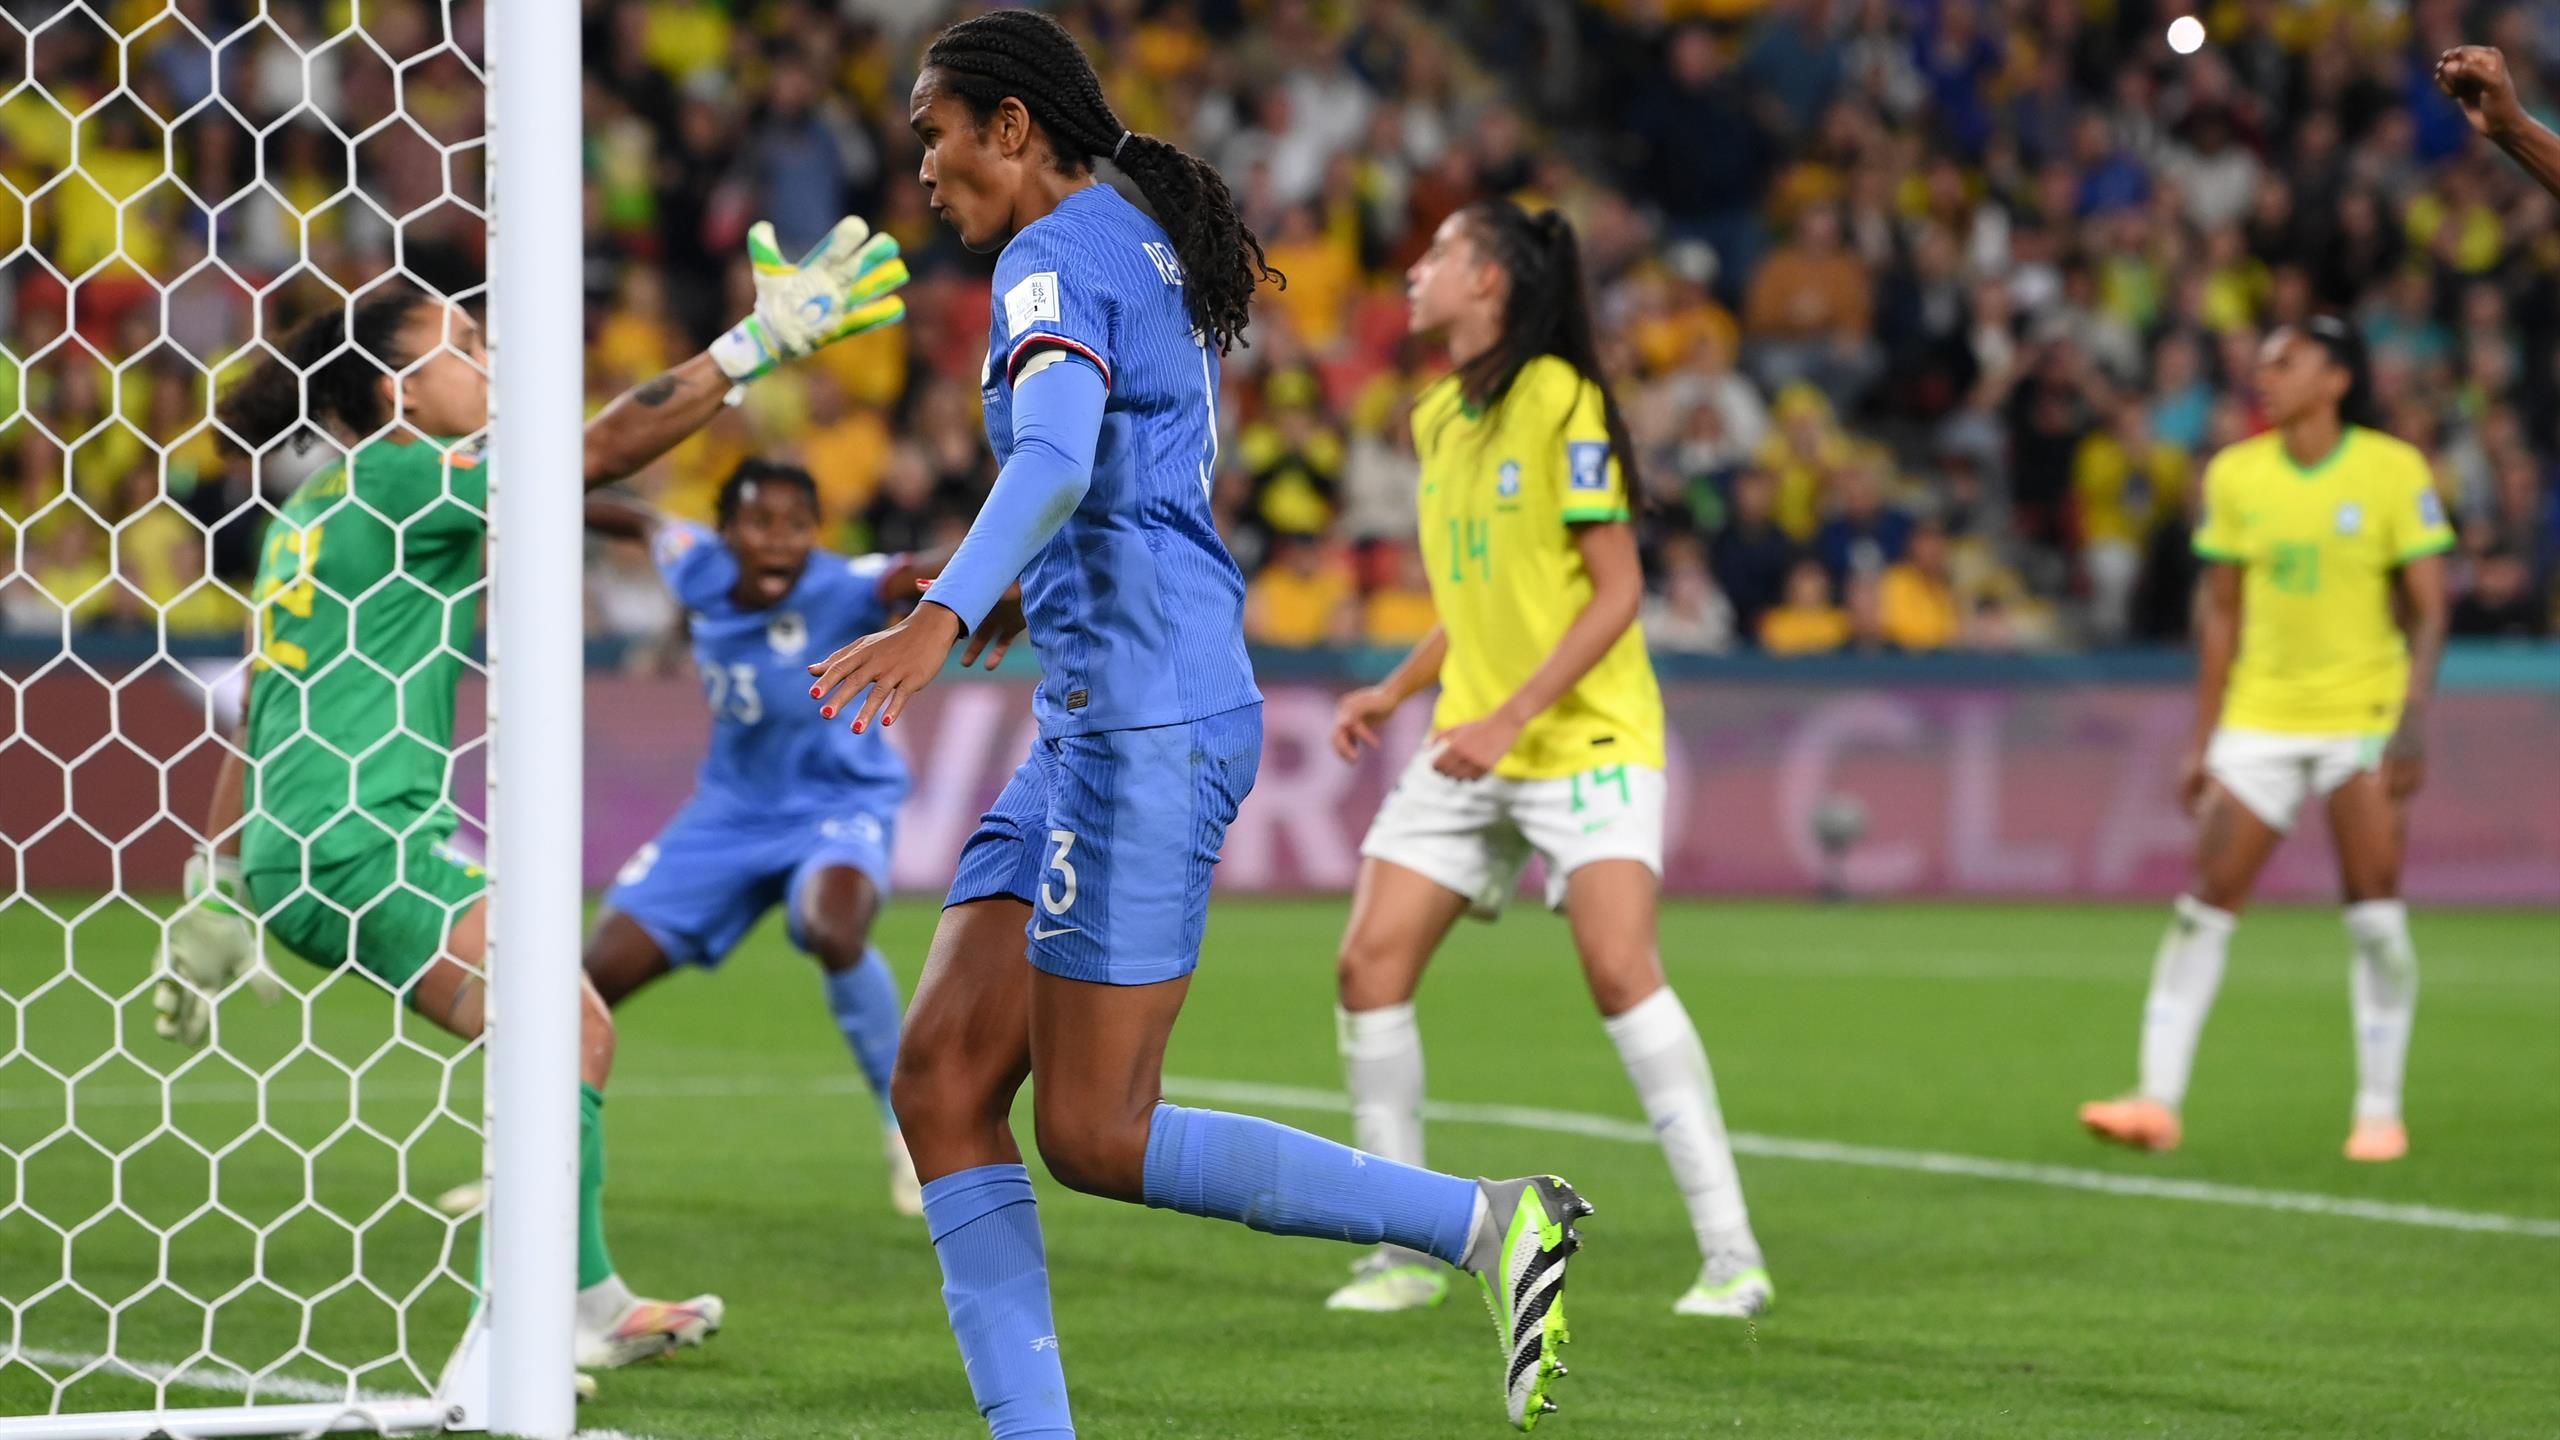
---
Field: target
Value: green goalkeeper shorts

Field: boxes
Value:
[247,834,488,1001]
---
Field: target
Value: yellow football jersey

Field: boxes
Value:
[1412,355,1664,779]
[2192,426,2453,735]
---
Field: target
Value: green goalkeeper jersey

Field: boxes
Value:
[241,436,489,875]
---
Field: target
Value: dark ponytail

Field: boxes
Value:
[1452,200,1640,497]
[216,286,429,452]
[923,9,1282,353]
[2299,313,2379,431]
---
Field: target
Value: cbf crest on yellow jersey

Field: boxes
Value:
[1413,354,1664,778]
[2192,425,2453,735]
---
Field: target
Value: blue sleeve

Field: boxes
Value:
[993,229,1117,390]
[652,520,736,608]
[822,551,896,636]
[922,356,1107,631]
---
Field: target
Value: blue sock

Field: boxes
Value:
[921,1165,1072,1439]
[1140,1103,1480,1266]
[822,950,903,1124]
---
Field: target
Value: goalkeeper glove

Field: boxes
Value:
[709,215,910,386]
[153,852,281,1047]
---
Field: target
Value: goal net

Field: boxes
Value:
[2,3,578,1435]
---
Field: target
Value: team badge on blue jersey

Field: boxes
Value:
[2335,501,2363,536]
[767,609,808,656]
[1567,441,1609,492]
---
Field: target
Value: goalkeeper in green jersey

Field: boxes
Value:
[155,216,908,1380]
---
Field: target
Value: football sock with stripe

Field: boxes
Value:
[922,1164,1073,1439]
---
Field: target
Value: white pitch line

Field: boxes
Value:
[10,1071,2557,1241]
[1157,1075,2560,1241]
[1,1347,671,1440]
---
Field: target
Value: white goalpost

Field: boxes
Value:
[1,2,579,1436]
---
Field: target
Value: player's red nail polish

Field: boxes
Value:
[851,721,865,734]
[809,684,822,697]
[821,707,836,719]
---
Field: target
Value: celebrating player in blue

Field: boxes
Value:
[807,12,1591,1435]
[585,459,942,1213]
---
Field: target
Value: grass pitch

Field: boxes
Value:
[4,897,2556,1437]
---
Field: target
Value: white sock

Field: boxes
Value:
[2137,896,2236,1110]
[574,1274,635,1333]
[1339,1003,1434,1265]
[1602,987,1756,1262]
[2344,900,2418,1123]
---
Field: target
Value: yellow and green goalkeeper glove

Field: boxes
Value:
[710,215,910,386]
[152,851,281,1047]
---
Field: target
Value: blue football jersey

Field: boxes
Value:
[978,184,1260,736]
[653,521,912,812]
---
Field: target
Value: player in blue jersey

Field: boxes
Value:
[583,459,932,1214]
[806,12,1591,1434]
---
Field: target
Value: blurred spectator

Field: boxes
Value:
[1743,206,1879,410]
[1877,519,1958,652]
[10,0,2558,666]
[1627,25,1774,297]
[862,444,944,557]
[1812,451,1912,589]
[1711,467,1798,643]
[2073,401,2190,642]
[748,57,881,258]
[1247,532,1355,649]
[796,371,893,534]
[2453,548,2549,639]
[1641,533,1734,655]
[1760,557,1851,656]
[1360,541,1438,648]
[1240,369,1345,538]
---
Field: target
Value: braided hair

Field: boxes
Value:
[922,9,1280,353]
[715,457,819,529]
[1452,200,1640,497]
[216,286,433,451]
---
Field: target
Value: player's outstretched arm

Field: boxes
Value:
[2437,46,2560,195]
[583,492,661,541]
[808,353,1105,732]
[1432,521,1643,781]
[583,215,910,489]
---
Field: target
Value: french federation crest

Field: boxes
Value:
[2335,501,2363,536]
[767,610,808,656]
[1497,460,1522,498]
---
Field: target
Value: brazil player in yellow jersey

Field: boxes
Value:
[2081,318,2450,1164]
[1323,200,1770,1319]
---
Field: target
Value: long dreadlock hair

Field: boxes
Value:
[922,8,1281,354]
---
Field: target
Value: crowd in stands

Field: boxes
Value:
[7,0,2560,661]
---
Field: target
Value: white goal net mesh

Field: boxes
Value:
[3,0,492,1425]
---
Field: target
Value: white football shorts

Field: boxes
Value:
[2205,727,2388,833]
[1358,746,1665,917]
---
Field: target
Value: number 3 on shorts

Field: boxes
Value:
[1041,829,1079,915]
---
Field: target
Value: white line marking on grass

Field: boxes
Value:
[1157,1076,2560,1241]
[14,1071,2557,1241]
[3,1347,672,1440]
